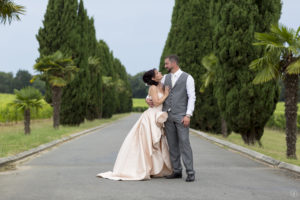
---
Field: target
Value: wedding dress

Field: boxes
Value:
[97,92,172,180]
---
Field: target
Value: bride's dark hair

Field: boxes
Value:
[143,68,159,86]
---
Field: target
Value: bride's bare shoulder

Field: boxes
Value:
[149,85,158,91]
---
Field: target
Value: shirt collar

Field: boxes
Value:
[172,68,182,77]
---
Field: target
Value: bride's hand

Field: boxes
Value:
[164,86,170,97]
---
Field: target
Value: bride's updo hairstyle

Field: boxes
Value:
[143,69,159,86]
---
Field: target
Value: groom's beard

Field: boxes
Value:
[168,69,171,73]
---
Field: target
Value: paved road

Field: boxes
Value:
[0,113,300,200]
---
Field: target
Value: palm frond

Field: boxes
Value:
[30,75,39,83]
[0,0,25,24]
[34,51,79,87]
[102,76,114,87]
[88,56,101,74]
[49,76,67,87]
[276,24,295,46]
[200,54,218,92]
[287,57,300,74]
[88,57,100,66]
[115,79,126,92]
[64,65,79,72]
[201,53,218,71]
[249,57,265,71]
[250,47,280,71]
[252,63,280,84]
[251,24,300,83]
[201,71,214,91]
[254,32,284,47]
[250,32,282,84]
[9,87,43,111]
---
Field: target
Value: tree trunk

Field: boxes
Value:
[24,108,30,135]
[241,126,256,145]
[283,74,298,159]
[221,117,228,137]
[52,86,62,129]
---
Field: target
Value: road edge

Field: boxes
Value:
[190,128,300,175]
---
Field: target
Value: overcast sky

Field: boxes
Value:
[0,0,299,76]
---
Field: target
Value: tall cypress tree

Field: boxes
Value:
[36,0,58,56]
[37,0,79,57]
[212,0,281,144]
[113,58,132,113]
[95,41,132,117]
[96,40,118,118]
[159,0,222,133]
[97,40,115,76]
[86,16,103,120]
[59,0,89,125]
[36,0,79,104]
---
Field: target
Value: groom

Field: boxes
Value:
[146,55,196,182]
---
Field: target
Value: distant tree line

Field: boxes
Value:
[128,71,148,98]
[0,70,45,94]
[3,68,296,103]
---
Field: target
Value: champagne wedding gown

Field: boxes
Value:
[97,92,173,180]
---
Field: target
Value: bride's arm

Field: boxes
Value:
[149,86,169,107]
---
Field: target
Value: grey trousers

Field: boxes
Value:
[164,113,195,175]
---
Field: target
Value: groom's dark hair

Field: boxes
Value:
[165,54,179,65]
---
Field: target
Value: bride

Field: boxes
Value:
[97,68,173,180]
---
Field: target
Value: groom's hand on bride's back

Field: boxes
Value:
[146,97,154,108]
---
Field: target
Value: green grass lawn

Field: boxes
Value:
[274,102,300,114]
[0,113,129,158]
[0,93,52,123]
[204,128,300,166]
[132,98,147,108]
[0,93,15,105]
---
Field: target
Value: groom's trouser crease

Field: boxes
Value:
[164,113,194,175]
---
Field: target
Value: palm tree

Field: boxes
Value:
[250,24,300,159]
[200,54,218,93]
[0,0,25,24]
[201,54,228,137]
[9,87,43,134]
[32,51,79,129]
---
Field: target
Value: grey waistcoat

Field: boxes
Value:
[162,71,189,115]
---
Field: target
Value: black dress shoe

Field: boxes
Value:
[165,172,182,179]
[186,174,195,182]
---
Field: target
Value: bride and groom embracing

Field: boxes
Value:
[97,55,196,182]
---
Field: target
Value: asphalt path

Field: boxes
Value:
[0,113,299,200]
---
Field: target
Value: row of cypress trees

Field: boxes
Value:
[160,0,281,144]
[36,0,132,125]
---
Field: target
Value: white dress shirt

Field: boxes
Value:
[161,69,196,116]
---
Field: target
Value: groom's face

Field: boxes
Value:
[164,58,173,73]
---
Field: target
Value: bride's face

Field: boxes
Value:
[152,70,163,82]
